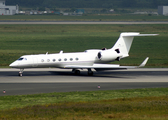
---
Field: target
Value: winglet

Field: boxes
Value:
[139,57,149,67]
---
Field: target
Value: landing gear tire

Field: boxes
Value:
[19,69,24,77]
[88,71,93,76]
[88,68,93,76]
[75,70,80,75]
[19,73,22,77]
[72,69,80,75]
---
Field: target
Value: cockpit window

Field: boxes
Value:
[17,58,24,61]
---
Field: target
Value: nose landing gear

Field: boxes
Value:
[19,69,24,77]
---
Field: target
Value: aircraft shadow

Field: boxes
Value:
[1,70,168,78]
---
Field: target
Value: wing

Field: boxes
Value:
[64,57,149,71]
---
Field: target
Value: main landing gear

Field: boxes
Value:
[72,69,93,76]
[72,69,80,75]
[88,68,93,76]
[19,69,24,77]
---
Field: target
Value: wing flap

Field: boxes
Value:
[64,57,149,71]
[64,64,120,69]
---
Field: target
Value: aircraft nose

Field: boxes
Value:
[9,62,18,68]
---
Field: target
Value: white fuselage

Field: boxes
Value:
[9,32,157,76]
[9,49,122,69]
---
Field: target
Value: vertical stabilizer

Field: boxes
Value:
[112,32,139,58]
[111,32,158,58]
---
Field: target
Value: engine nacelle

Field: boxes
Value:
[97,50,122,62]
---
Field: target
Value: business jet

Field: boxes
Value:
[9,32,158,76]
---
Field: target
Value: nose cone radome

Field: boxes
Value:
[9,62,18,68]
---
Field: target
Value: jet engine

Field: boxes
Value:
[97,49,122,62]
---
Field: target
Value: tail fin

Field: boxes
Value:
[111,32,158,58]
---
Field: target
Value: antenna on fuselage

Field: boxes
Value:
[59,50,63,54]
[46,52,48,55]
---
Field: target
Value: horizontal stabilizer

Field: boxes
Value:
[122,34,158,37]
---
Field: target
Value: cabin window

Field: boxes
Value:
[70,58,73,61]
[47,59,50,62]
[58,59,61,61]
[76,58,79,61]
[41,59,44,62]
[53,59,56,62]
[64,58,67,61]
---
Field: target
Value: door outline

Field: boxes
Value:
[32,58,38,67]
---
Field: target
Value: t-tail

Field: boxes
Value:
[111,32,158,59]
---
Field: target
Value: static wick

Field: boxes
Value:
[97,85,100,89]
[3,90,6,94]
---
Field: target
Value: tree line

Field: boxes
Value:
[6,0,168,9]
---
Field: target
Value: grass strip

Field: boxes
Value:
[0,88,168,119]
[0,14,168,21]
[0,87,168,110]
[0,24,168,67]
